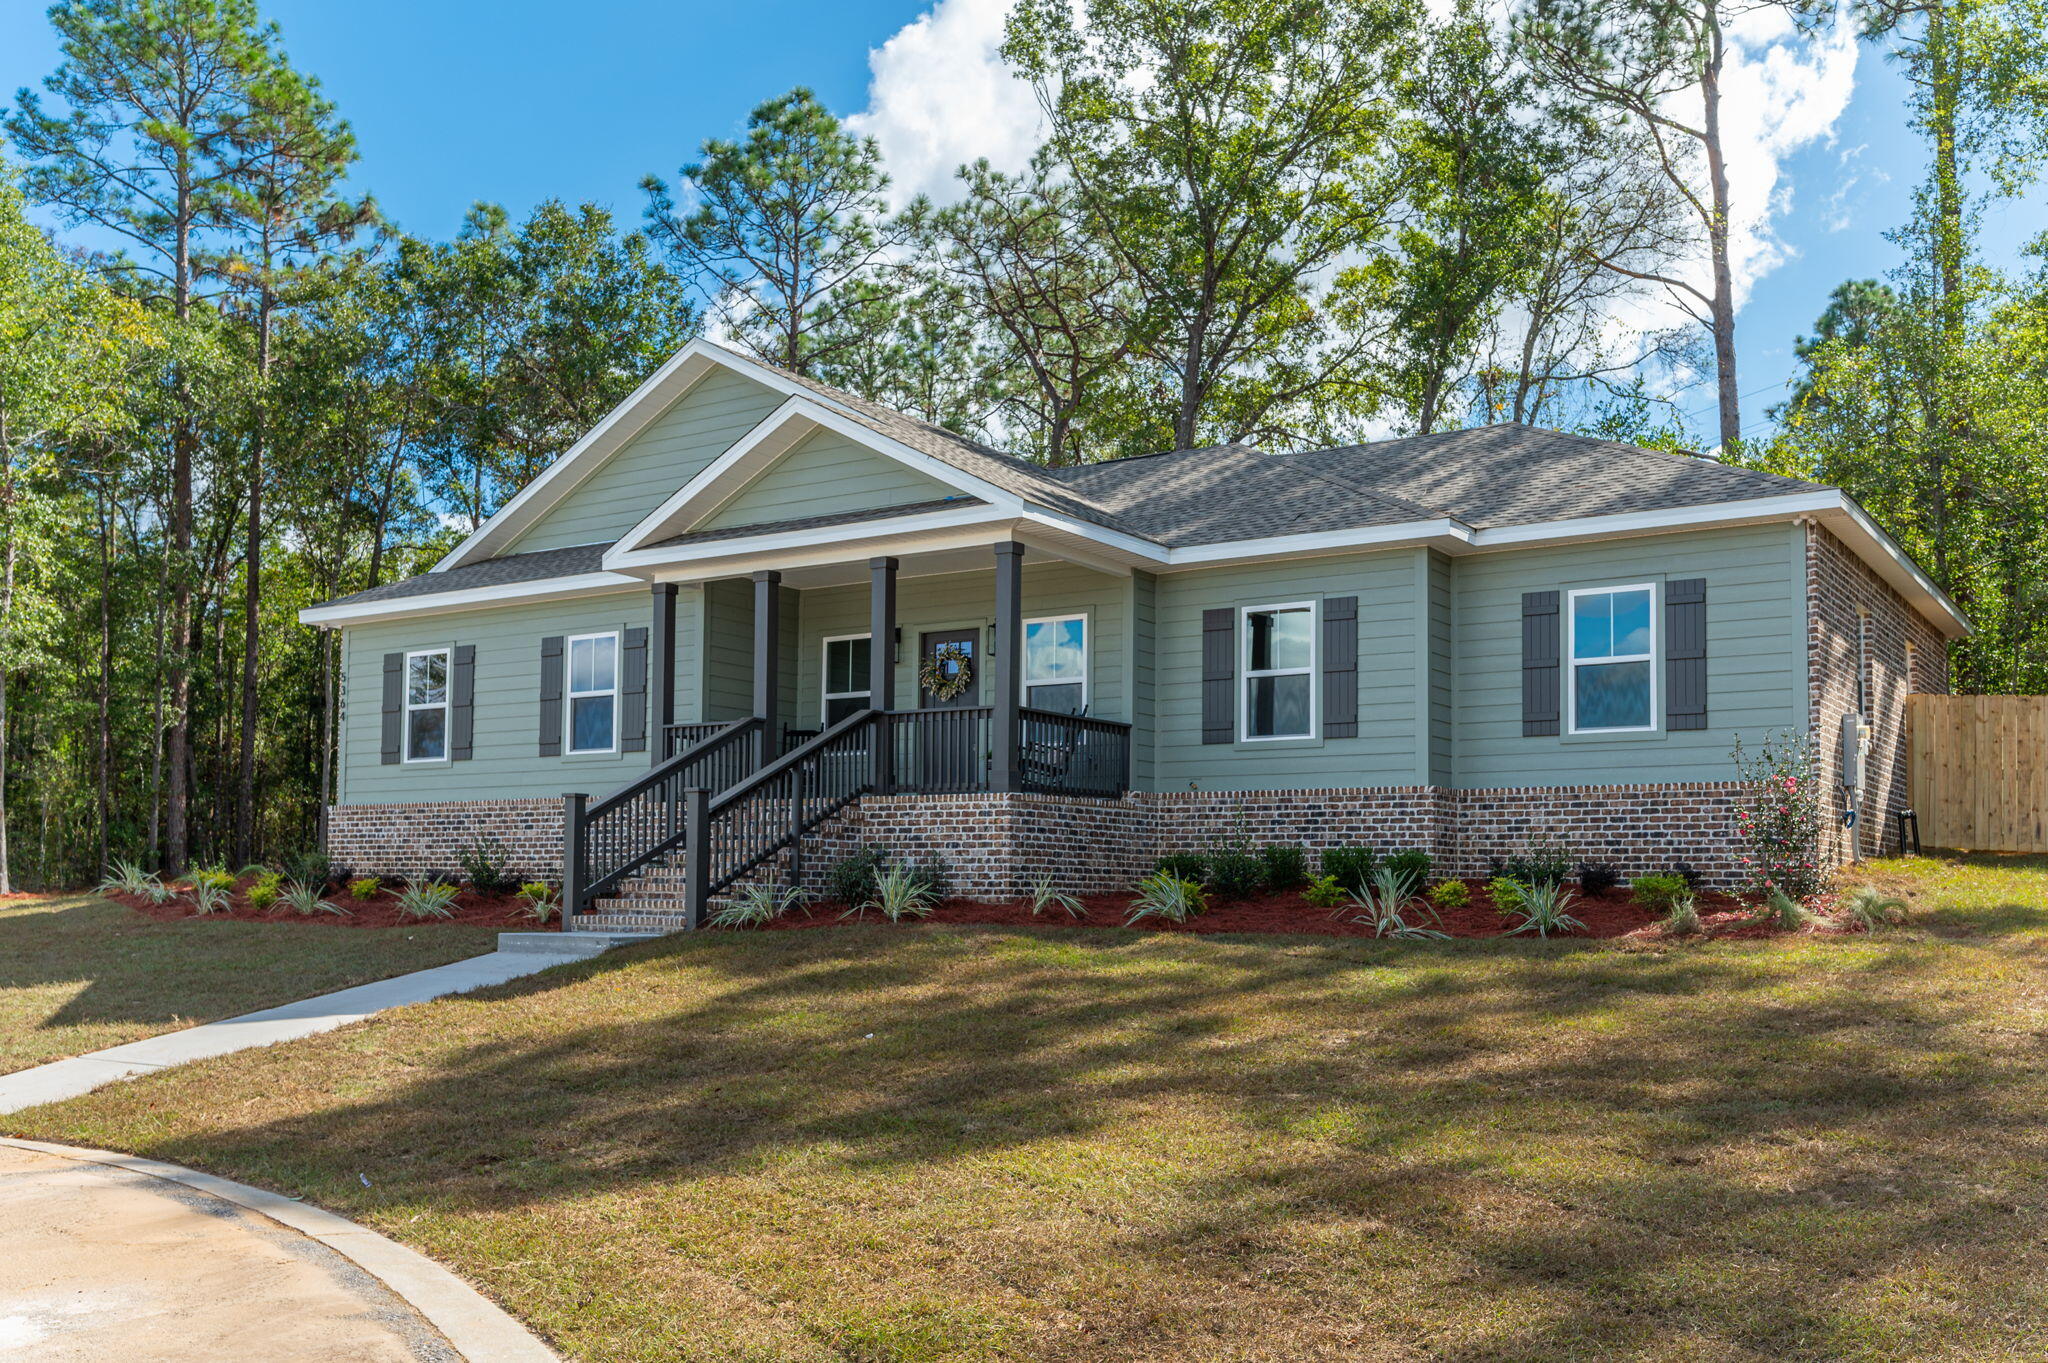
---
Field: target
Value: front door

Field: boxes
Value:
[917,629,982,789]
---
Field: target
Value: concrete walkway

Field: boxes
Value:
[0,1137,557,1362]
[0,935,632,1116]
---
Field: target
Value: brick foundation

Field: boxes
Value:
[326,799,561,881]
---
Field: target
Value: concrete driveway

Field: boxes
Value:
[0,1142,554,1362]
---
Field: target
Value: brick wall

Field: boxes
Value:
[1805,522,1950,863]
[326,798,561,880]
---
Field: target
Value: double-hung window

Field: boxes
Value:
[1242,602,1315,740]
[822,635,872,724]
[1023,614,1088,714]
[403,649,449,762]
[566,632,619,754]
[1568,585,1656,732]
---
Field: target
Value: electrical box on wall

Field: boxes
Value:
[1839,712,1871,792]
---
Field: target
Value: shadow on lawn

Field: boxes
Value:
[80,921,2048,1358]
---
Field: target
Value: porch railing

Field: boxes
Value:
[663,720,735,760]
[1018,708,1132,798]
[879,706,992,794]
[566,716,763,917]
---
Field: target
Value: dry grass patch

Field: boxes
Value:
[0,893,499,1073]
[9,857,2048,1361]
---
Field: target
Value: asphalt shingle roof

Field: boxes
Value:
[316,542,611,608]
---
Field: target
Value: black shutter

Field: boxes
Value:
[538,635,564,757]
[1322,596,1358,739]
[380,652,403,764]
[621,626,649,753]
[1666,578,1708,730]
[449,644,476,761]
[1521,591,1560,737]
[1202,608,1235,744]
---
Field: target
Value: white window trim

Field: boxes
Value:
[1023,612,1089,713]
[1566,583,1659,735]
[820,632,874,724]
[402,647,451,765]
[564,630,621,755]
[1239,600,1318,742]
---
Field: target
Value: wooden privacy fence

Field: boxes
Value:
[1907,694,2048,852]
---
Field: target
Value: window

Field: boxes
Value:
[822,635,872,724]
[403,649,449,762]
[1024,614,1088,714]
[566,632,619,754]
[1242,602,1315,740]
[1568,585,1656,733]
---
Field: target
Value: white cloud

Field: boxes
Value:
[847,0,1044,207]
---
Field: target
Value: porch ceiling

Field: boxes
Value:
[629,516,1144,589]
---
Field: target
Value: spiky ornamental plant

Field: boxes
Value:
[1731,730,1830,900]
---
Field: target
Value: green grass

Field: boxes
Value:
[0,893,500,1074]
[10,857,2048,1361]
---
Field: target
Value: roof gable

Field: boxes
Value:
[696,425,958,532]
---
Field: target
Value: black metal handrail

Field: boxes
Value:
[566,716,762,917]
[663,719,734,760]
[1018,708,1132,798]
[881,705,992,794]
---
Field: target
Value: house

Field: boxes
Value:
[300,339,1967,929]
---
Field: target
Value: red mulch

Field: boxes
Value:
[761,880,1819,942]
[107,883,549,931]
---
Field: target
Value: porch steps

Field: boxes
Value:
[576,911,693,934]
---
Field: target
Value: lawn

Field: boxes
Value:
[10,857,2048,1362]
[0,893,501,1074]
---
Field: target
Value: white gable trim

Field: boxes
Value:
[298,572,645,627]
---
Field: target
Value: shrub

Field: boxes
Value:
[1320,846,1376,894]
[1154,851,1209,884]
[1495,836,1574,888]
[190,881,232,915]
[1673,863,1702,890]
[245,872,282,910]
[1382,849,1433,896]
[1027,871,1086,919]
[1731,730,1828,899]
[1257,843,1308,890]
[1348,867,1449,940]
[870,862,939,922]
[281,849,332,889]
[96,859,161,898]
[1205,845,1266,900]
[1505,879,1585,938]
[282,879,350,917]
[825,847,887,908]
[348,876,382,902]
[1488,876,1527,916]
[1302,874,1348,912]
[395,877,460,921]
[1841,884,1908,930]
[1629,873,1691,913]
[236,863,271,880]
[1576,862,1620,897]
[1428,879,1470,910]
[514,881,560,922]
[710,880,809,929]
[1763,887,1814,931]
[455,833,517,895]
[190,866,234,894]
[905,855,951,901]
[1126,871,1206,926]
[1660,893,1703,936]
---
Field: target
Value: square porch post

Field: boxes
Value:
[870,556,897,793]
[649,583,677,758]
[752,570,781,764]
[991,541,1025,793]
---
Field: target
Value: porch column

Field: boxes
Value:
[649,583,677,759]
[991,541,1025,793]
[868,557,897,710]
[752,570,781,765]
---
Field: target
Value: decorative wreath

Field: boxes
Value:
[919,643,976,701]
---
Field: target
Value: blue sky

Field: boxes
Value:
[3,0,2036,446]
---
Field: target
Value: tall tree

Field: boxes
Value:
[7,0,298,871]
[641,88,899,376]
[1005,0,1418,450]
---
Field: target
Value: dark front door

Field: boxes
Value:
[916,629,983,789]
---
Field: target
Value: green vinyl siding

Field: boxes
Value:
[509,367,784,553]
[698,427,957,531]
[1127,571,1158,790]
[1451,522,1806,787]
[700,578,755,722]
[1426,549,1455,785]
[1151,550,1425,792]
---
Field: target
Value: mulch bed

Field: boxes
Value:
[107,884,548,931]
[759,880,1824,941]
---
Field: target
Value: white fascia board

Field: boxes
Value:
[606,503,1021,575]
[297,572,646,627]
[1461,491,1841,549]
[605,395,822,560]
[1157,518,1472,568]
[1825,497,1972,638]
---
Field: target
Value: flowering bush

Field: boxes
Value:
[1730,731,1828,899]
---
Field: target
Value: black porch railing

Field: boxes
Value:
[1018,708,1132,798]
[662,720,734,760]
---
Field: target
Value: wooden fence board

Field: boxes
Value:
[1908,695,2048,852]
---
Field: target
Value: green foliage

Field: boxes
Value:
[1319,847,1377,895]
[514,882,559,922]
[245,873,282,910]
[395,877,460,921]
[1841,885,1909,930]
[1154,851,1209,885]
[1629,874,1692,913]
[1302,874,1349,912]
[1382,850,1434,896]
[1731,732,1829,899]
[455,833,517,895]
[1763,888,1815,932]
[1126,872,1206,926]
[1205,846,1266,901]
[1428,879,1471,910]
[1577,863,1620,897]
[1661,894,1702,937]
[1027,871,1086,919]
[1347,867,1450,940]
[96,860,160,898]
[1492,836,1573,888]
[348,877,382,902]
[825,847,888,909]
[1488,877,1527,917]
[868,862,940,923]
[710,881,810,929]
[190,867,234,893]
[1257,844,1308,890]
[1504,879,1585,938]
[281,879,348,917]
[190,881,232,916]
[281,849,332,889]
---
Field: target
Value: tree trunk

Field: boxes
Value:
[1700,6,1741,451]
[235,292,273,865]
[96,455,113,874]
[165,170,196,874]
[0,532,16,895]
